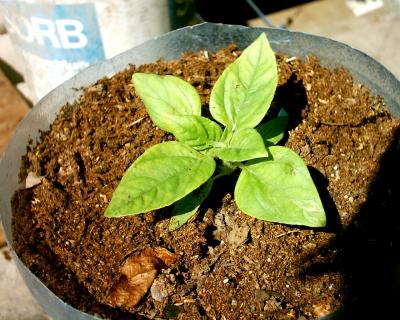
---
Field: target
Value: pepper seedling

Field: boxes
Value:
[104,33,326,230]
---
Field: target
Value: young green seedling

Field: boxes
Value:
[105,33,326,230]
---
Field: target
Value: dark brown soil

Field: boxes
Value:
[12,44,400,319]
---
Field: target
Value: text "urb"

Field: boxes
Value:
[7,16,88,49]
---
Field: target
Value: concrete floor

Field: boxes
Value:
[249,0,400,78]
[0,247,48,320]
[0,0,399,319]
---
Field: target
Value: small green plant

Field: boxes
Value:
[105,33,326,230]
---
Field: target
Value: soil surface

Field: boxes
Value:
[12,44,400,319]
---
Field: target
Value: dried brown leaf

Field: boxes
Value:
[153,247,176,266]
[227,223,250,248]
[213,211,249,247]
[105,247,176,310]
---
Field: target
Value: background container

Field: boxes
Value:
[0,0,196,102]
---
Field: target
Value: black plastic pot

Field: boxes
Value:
[0,23,399,319]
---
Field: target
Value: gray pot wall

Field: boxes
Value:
[0,23,399,320]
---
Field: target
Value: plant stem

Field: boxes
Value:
[212,160,237,181]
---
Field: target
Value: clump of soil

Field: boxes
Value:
[12,44,400,319]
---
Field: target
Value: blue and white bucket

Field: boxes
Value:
[0,0,196,102]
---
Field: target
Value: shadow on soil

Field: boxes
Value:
[273,73,309,133]
[273,70,400,318]
[308,167,342,233]
[303,130,400,319]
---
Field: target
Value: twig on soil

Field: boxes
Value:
[285,56,297,63]
[275,230,301,238]
[126,117,144,127]
[317,98,328,104]
[318,121,351,127]
[317,115,378,127]
[242,255,255,264]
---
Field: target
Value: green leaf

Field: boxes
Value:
[167,115,223,148]
[169,179,213,231]
[235,146,326,227]
[209,33,278,131]
[208,128,268,162]
[105,142,215,217]
[132,73,201,131]
[256,115,288,146]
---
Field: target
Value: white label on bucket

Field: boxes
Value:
[2,2,105,62]
[1,2,105,100]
